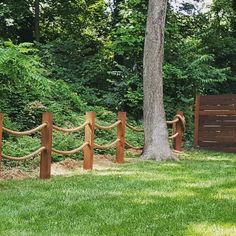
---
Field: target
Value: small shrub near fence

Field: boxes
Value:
[0,111,185,179]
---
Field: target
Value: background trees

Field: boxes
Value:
[0,0,235,144]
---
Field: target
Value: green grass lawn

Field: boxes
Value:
[0,150,236,236]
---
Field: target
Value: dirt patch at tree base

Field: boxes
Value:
[0,156,118,180]
[0,169,36,180]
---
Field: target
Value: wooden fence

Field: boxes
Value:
[194,95,236,152]
[0,111,185,179]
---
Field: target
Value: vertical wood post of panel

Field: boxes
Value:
[172,119,177,149]
[174,111,184,151]
[40,112,53,179]
[116,112,126,163]
[83,112,95,170]
[194,96,200,147]
[0,113,3,172]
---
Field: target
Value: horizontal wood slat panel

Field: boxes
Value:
[200,95,236,100]
[198,137,236,143]
[199,115,236,121]
[200,95,236,105]
[199,123,236,127]
[199,110,236,115]
[199,141,236,147]
[200,119,236,124]
[199,130,235,136]
[200,101,236,106]
[196,95,236,152]
[200,125,236,129]
[199,128,236,133]
[200,105,236,110]
[199,146,236,153]
[199,135,235,139]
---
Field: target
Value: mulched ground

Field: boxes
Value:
[0,169,35,180]
[0,156,118,180]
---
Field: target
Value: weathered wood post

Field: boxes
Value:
[174,111,184,151]
[194,95,200,147]
[116,112,126,163]
[0,113,3,172]
[83,112,95,170]
[40,112,53,179]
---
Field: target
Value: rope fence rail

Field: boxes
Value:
[169,132,179,139]
[0,111,185,179]
[2,146,46,161]
[126,123,144,132]
[94,139,120,149]
[125,141,143,150]
[53,121,89,133]
[3,123,47,136]
[52,142,89,155]
[166,118,179,124]
[125,111,185,151]
[95,120,121,130]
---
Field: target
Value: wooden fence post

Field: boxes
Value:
[194,95,200,147]
[0,113,3,172]
[174,111,184,151]
[116,112,126,163]
[83,112,95,170]
[40,112,53,179]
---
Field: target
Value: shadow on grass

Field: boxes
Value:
[0,151,235,235]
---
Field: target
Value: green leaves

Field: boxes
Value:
[0,40,42,81]
[0,41,86,129]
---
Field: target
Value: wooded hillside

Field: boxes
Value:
[0,0,235,151]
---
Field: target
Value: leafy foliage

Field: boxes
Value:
[0,0,235,152]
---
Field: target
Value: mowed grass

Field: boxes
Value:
[0,150,236,236]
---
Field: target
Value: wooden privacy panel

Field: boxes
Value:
[194,95,236,152]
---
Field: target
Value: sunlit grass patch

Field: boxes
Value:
[185,223,236,236]
[0,149,235,235]
[215,187,236,200]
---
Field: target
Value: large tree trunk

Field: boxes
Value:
[34,0,40,42]
[141,0,176,161]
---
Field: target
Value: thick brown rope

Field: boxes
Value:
[125,141,143,150]
[174,114,186,132]
[95,121,121,130]
[166,118,179,124]
[126,114,185,133]
[169,132,179,139]
[126,123,144,132]
[3,123,47,136]
[53,121,89,133]
[94,139,120,149]
[2,146,46,161]
[173,149,183,154]
[52,142,89,155]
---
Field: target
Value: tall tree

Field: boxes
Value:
[141,0,175,161]
[34,0,40,42]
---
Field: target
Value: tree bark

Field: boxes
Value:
[141,0,176,161]
[35,0,40,42]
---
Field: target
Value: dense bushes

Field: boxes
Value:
[0,41,85,126]
[0,0,235,157]
[0,41,145,165]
